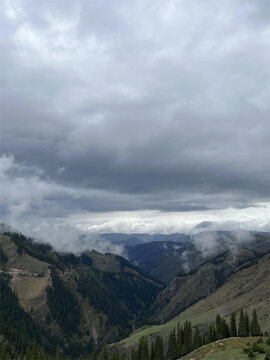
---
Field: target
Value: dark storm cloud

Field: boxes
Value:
[1,0,270,225]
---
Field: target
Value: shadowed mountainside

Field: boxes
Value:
[0,232,161,358]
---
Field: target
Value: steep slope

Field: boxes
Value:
[126,241,204,284]
[0,233,161,358]
[150,248,258,323]
[117,252,270,349]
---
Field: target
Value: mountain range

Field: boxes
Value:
[1,228,270,359]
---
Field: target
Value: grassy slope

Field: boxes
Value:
[0,235,50,315]
[88,251,121,273]
[0,235,49,273]
[180,337,266,360]
[119,253,270,347]
[0,235,125,346]
[151,248,258,324]
[0,234,162,347]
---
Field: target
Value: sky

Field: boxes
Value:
[1,0,270,242]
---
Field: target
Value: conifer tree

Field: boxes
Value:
[238,310,246,337]
[216,314,223,339]
[154,335,164,360]
[221,319,230,339]
[176,322,182,357]
[29,349,37,360]
[250,309,261,336]
[102,346,109,360]
[55,346,62,360]
[138,337,149,360]
[202,334,206,346]
[206,325,213,344]
[131,347,137,360]
[192,326,201,350]
[230,313,237,337]
[213,327,216,342]
[183,321,192,353]
[90,349,98,360]
[37,348,47,360]
[167,329,177,360]
[24,348,31,360]
[245,312,250,337]
[111,348,120,360]
[150,342,155,360]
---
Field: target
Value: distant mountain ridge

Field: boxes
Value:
[101,232,191,246]
[124,231,270,283]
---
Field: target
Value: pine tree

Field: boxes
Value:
[202,334,206,346]
[230,313,237,337]
[29,349,37,360]
[216,314,223,339]
[111,348,120,360]
[24,348,31,360]
[245,312,250,337]
[206,325,215,344]
[213,327,217,341]
[90,349,98,359]
[167,329,177,360]
[251,309,261,336]
[131,347,138,360]
[176,322,182,357]
[238,310,246,337]
[183,321,192,353]
[154,335,164,360]
[192,326,201,350]
[221,319,230,339]
[102,346,109,360]
[37,348,47,360]
[150,342,155,360]
[138,337,149,360]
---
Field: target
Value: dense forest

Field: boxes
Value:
[0,233,161,359]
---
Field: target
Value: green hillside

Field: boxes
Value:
[118,252,270,348]
[180,337,268,360]
[1,230,270,359]
[150,247,265,323]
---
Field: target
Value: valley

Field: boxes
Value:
[1,230,270,359]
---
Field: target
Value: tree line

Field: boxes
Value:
[103,309,262,360]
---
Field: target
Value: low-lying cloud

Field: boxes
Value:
[1,0,270,242]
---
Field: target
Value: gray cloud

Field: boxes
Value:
[1,0,270,235]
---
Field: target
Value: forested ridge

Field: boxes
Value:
[47,268,81,334]
[0,233,161,359]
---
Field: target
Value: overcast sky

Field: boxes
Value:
[1,0,270,238]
